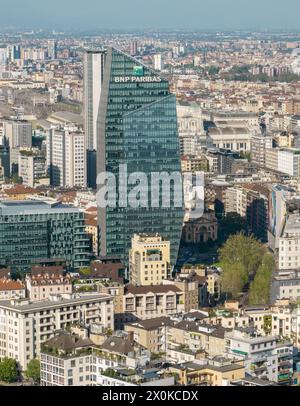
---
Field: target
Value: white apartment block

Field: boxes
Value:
[225,187,247,217]
[65,132,86,187]
[279,214,300,270]
[0,293,113,370]
[47,129,86,188]
[278,149,300,177]
[225,329,278,382]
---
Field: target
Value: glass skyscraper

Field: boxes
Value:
[0,200,91,271]
[97,47,184,265]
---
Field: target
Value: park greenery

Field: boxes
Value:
[218,234,274,304]
[0,358,19,383]
[25,359,40,384]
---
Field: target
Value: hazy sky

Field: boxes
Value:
[0,0,300,31]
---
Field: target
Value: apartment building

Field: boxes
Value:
[181,155,208,172]
[225,328,278,382]
[265,148,279,172]
[277,148,300,177]
[169,358,245,386]
[25,272,72,302]
[0,279,26,300]
[125,317,173,354]
[129,234,171,287]
[113,285,185,329]
[225,187,247,216]
[279,214,300,270]
[18,149,48,187]
[40,331,172,387]
[167,319,227,359]
[0,293,114,370]
[251,134,273,167]
[271,270,300,301]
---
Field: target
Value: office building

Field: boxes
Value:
[130,40,138,57]
[129,234,171,286]
[97,47,184,265]
[47,129,86,188]
[0,47,7,71]
[4,120,32,148]
[0,293,114,370]
[47,40,57,60]
[0,200,90,271]
[154,54,164,71]
[19,150,47,187]
[83,50,106,188]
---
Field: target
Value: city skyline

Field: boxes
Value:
[1,0,300,31]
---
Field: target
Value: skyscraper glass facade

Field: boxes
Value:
[97,48,184,265]
[0,201,90,271]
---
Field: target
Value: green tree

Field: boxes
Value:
[0,358,19,383]
[221,262,248,299]
[219,234,265,277]
[25,359,40,384]
[249,253,274,305]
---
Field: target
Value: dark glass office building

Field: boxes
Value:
[0,200,91,271]
[97,47,184,265]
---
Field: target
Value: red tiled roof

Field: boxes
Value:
[0,279,25,291]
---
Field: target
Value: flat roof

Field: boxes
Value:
[0,200,80,216]
[0,294,112,312]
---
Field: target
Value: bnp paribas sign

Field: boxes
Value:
[113,65,162,83]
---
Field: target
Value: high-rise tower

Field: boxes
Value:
[83,50,106,188]
[97,47,184,265]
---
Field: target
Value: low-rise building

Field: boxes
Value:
[169,358,245,386]
[0,278,26,300]
[225,328,278,382]
[25,272,72,302]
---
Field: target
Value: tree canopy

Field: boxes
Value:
[218,234,273,301]
[25,359,40,383]
[249,253,274,305]
[0,358,19,383]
